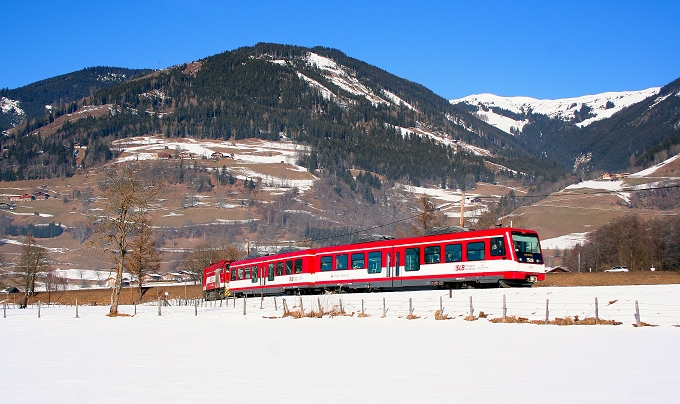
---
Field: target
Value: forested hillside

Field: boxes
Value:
[0,43,566,188]
[0,66,153,126]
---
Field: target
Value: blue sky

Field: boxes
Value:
[2,0,679,99]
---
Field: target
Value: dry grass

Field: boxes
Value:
[434,310,451,320]
[490,315,621,325]
[406,313,420,320]
[632,322,658,327]
[358,312,371,318]
[540,272,680,287]
[282,309,305,318]
[464,314,478,321]
[489,315,530,324]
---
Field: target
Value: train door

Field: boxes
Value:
[387,248,401,289]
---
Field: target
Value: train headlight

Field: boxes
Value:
[527,276,537,283]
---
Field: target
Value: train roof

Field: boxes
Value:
[228,227,540,267]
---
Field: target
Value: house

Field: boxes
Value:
[0,202,16,210]
[14,194,34,201]
[546,266,570,273]
[162,272,184,282]
[1,286,21,294]
[210,152,224,161]
[33,191,49,200]
[141,273,163,283]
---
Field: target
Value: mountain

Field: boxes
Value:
[0,66,154,131]
[0,43,565,187]
[451,88,659,134]
[451,82,680,172]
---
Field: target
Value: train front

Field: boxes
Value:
[503,230,546,287]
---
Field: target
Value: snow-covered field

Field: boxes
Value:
[2,285,678,403]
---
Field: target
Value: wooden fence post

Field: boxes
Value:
[409,298,413,314]
[3,298,6,318]
[469,296,473,317]
[502,294,507,320]
[299,297,304,314]
[545,299,549,324]
[383,297,386,317]
[75,299,79,318]
[449,289,452,299]
[38,301,41,318]
[361,299,365,315]
[195,299,198,316]
[635,300,641,327]
[595,297,599,325]
[158,297,161,316]
[317,297,322,316]
[260,296,264,310]
[274,297,278,311]
[340,299,343,314]
[439,296,443,314]
[243,296,247,316]
[283,298,289,316]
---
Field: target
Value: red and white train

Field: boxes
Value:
[202,227,546,299]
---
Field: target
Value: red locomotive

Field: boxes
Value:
[203,227,545,299]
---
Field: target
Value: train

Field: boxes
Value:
[202,227,546,299]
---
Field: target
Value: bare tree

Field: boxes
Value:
[126,219,161,302]
[181,243,244,284]
[412,195,444,235]
[17,235,50,308]
[93,165,157,316]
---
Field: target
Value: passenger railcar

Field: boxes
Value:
[202,228,545,298]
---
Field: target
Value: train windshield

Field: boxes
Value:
[512,232,543,264]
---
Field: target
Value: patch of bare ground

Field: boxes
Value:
[539,271,680,287]
[9,284,205,307]
[490,315,622,326]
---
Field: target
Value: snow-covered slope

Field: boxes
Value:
[451,88,660,135]
[1,96,25,128]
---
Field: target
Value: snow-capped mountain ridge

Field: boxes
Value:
[450,88,660,135]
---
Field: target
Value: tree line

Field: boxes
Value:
[563,215,680,272]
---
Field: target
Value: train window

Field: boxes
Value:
[367,251,382,274]
[405,248,420,271]
[268,264,275,281]
[445,244,462,262]
[294,259,303,274]
[285,260,293,275]
[321,256,333,271]
[276,262,284,276]
[335,254,348,270]
[424,246,441,264]
[251,266,258,283]
[351,253,365,269]
[467,242,485,261]
[231,268,237,280]
[490,237,505,257]
[238,268,244,280]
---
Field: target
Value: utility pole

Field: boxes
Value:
[460,192,465,228]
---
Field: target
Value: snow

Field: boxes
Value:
[565,179,624,192]
[110,136,317,192]
[1,285,679,403]
[0,96,25,116]
[629,153,680,178]
[451,88,660,134]
[541,232,589,250]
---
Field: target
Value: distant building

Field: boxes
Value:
[0,202,16,210]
